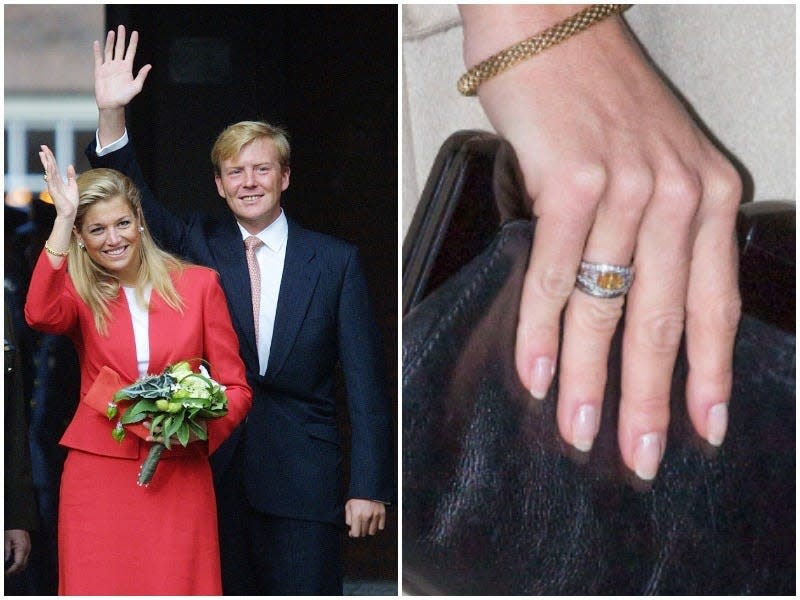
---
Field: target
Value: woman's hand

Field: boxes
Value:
[460,5,742,480]
[39,145,78,221]
[144,418,208,445]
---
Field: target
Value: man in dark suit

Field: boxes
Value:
[87,26,395,594]
[5,304,38,580]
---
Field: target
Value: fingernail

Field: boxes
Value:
[706,403,728,447]
[633,433,664,481]
[571,404,599,452]
[529,357,554,400]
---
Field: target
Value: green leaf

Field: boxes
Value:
[150,413,166,435]
[128,399,160,417]
[176,422,190,447]
[120,410,148,425]
[161,416,173,449]
[188,419,208,441]
[163,414,183,442]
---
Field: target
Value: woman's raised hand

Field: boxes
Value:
[39,145,78,221]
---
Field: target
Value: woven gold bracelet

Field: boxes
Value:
[458,4,631,96]
[44,241,70,257]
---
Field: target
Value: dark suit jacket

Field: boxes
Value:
[87,140,395,526]
[4,305,38,532]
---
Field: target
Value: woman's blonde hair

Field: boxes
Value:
[68,168,187,335]
[210,121,291,174]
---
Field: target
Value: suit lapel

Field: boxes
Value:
[266,220,320,378]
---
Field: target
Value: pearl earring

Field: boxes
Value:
[138,226,144,233]
[78,240,85,249]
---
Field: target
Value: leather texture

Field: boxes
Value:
[402,131,795,595]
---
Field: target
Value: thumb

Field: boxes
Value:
[134,64,152,89]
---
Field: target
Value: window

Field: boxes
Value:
[4,95,97,195]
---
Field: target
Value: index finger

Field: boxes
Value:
[515,174,598,398]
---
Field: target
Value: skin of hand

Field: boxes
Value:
[143,419,208,445]
[345,498,387,538]
[5,529,31,576]
[39,145,79,266]
[93,25,151,146]
[459,5,742,480]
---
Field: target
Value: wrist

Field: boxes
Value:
[461,4,590,68]
[53,214,77,232]
[97,107,127,148]
[458,4,632,96]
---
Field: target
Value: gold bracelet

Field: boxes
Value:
[44,241,70,257]
[458,4,631,96]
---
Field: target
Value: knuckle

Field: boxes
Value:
[533,266,576,302]
[635,309,686,354]
[561,161,608,205]
[659,168,702,211]
[572,296,625,334]
[626,393,671,428]
[705,162,743,215]
[517,321,560,352]
[613,164,655,209]
[689,291,742,334]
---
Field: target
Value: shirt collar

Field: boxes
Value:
[238,209,288,252]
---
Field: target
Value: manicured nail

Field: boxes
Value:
[706,403,728,447]
[530,357,554,400]
[633,432,664,481]
[571,404,598,452]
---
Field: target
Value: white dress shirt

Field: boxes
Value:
[239,212,287,375]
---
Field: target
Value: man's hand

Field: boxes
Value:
[5,529,31,576]
[460,5,742,480]
[345,499,386,538]
[94,25,151,111]
[93,25,151,146]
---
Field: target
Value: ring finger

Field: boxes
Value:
[557,167,650,451]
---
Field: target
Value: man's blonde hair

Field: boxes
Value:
[210,121,291,174]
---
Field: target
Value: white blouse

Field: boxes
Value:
[122,286,152,377]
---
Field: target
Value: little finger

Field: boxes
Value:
[684,158,742,446]
[516,172,602,399]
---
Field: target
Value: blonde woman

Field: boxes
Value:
[25,146,252,595]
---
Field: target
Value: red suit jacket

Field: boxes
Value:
[24,251,252,459]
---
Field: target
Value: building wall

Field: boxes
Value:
[4,4,103,94]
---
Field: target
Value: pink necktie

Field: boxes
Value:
[244,236,264,342]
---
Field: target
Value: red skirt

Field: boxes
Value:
[58,445,222,595]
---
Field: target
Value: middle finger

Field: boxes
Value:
[618,162,700,480]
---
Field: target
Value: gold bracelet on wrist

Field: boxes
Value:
[44,241,70,257]
[458,4,632,96]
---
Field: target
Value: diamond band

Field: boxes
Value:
[576,260,634,299]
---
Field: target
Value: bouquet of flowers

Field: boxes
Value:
[107,360,228,486]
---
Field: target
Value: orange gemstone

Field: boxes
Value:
[597,272,624,290]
